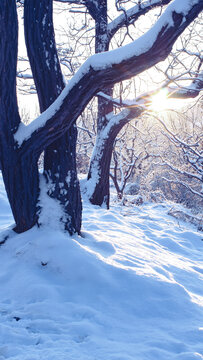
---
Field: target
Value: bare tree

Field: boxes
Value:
[110,125,149,199]
[156,109,203,201]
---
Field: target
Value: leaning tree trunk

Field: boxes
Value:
[87,134,114,208]
[87,108,141,208]
[24,0,82,234]
[0,0,40,233]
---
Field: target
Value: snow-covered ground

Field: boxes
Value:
[0,173,202,360]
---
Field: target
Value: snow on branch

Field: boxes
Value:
[151,111,203,200]
[97,91,148,108]
[14,0,203,153]
[158,161,202,182]
[153,116,202,158]
[97,69,203,110]
[162,177,203,198]
[108,0,172,41]
[17,70,33,80]
[168,71,203,99]
[17,0,86,6]
[54,0,85,3]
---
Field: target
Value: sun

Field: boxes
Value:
[149,88,171,112]
[149,88,186,112]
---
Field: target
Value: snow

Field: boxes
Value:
[14,0,200,146]
[0,172,203,360]
[108,0,169,35]
[37,175,65,230]
[109,0,200,36]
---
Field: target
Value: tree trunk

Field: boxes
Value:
[24,0,82,234]
[87,136,114,208]
[87,100,143,207]
[86,0,115,207]
[0,0,40,233]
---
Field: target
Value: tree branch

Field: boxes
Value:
[162,177,203,198]
[168,70,203,99]
[107,0,172,41]
[97,69,203,108]
[14,0,203,156]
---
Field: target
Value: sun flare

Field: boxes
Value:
[149,88,170,112]
[149,88,186,112]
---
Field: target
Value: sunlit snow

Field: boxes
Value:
[0,172,202,360]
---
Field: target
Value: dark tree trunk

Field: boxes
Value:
[86,0,114,207]
[87,137,114,208]
[93,0,113,132]
[0,0,40,233]
[87,106,143,207]
[24,0,82,234]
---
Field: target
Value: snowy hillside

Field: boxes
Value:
[0,173,203,360]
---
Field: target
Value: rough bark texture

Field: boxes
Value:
[24,0,82,234]
[87,137,114,208]
[86,0,112,128]
[93,0,112,131]
[85,0,114,206]
[0,0,40,233]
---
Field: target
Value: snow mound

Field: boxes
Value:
[0,173,202,360]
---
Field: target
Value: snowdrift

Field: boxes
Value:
[0,173,202,360]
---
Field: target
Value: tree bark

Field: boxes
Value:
[24,0,82,234]
[0,0,40,233]
[87,136,114,208]
[86,0,115,206]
